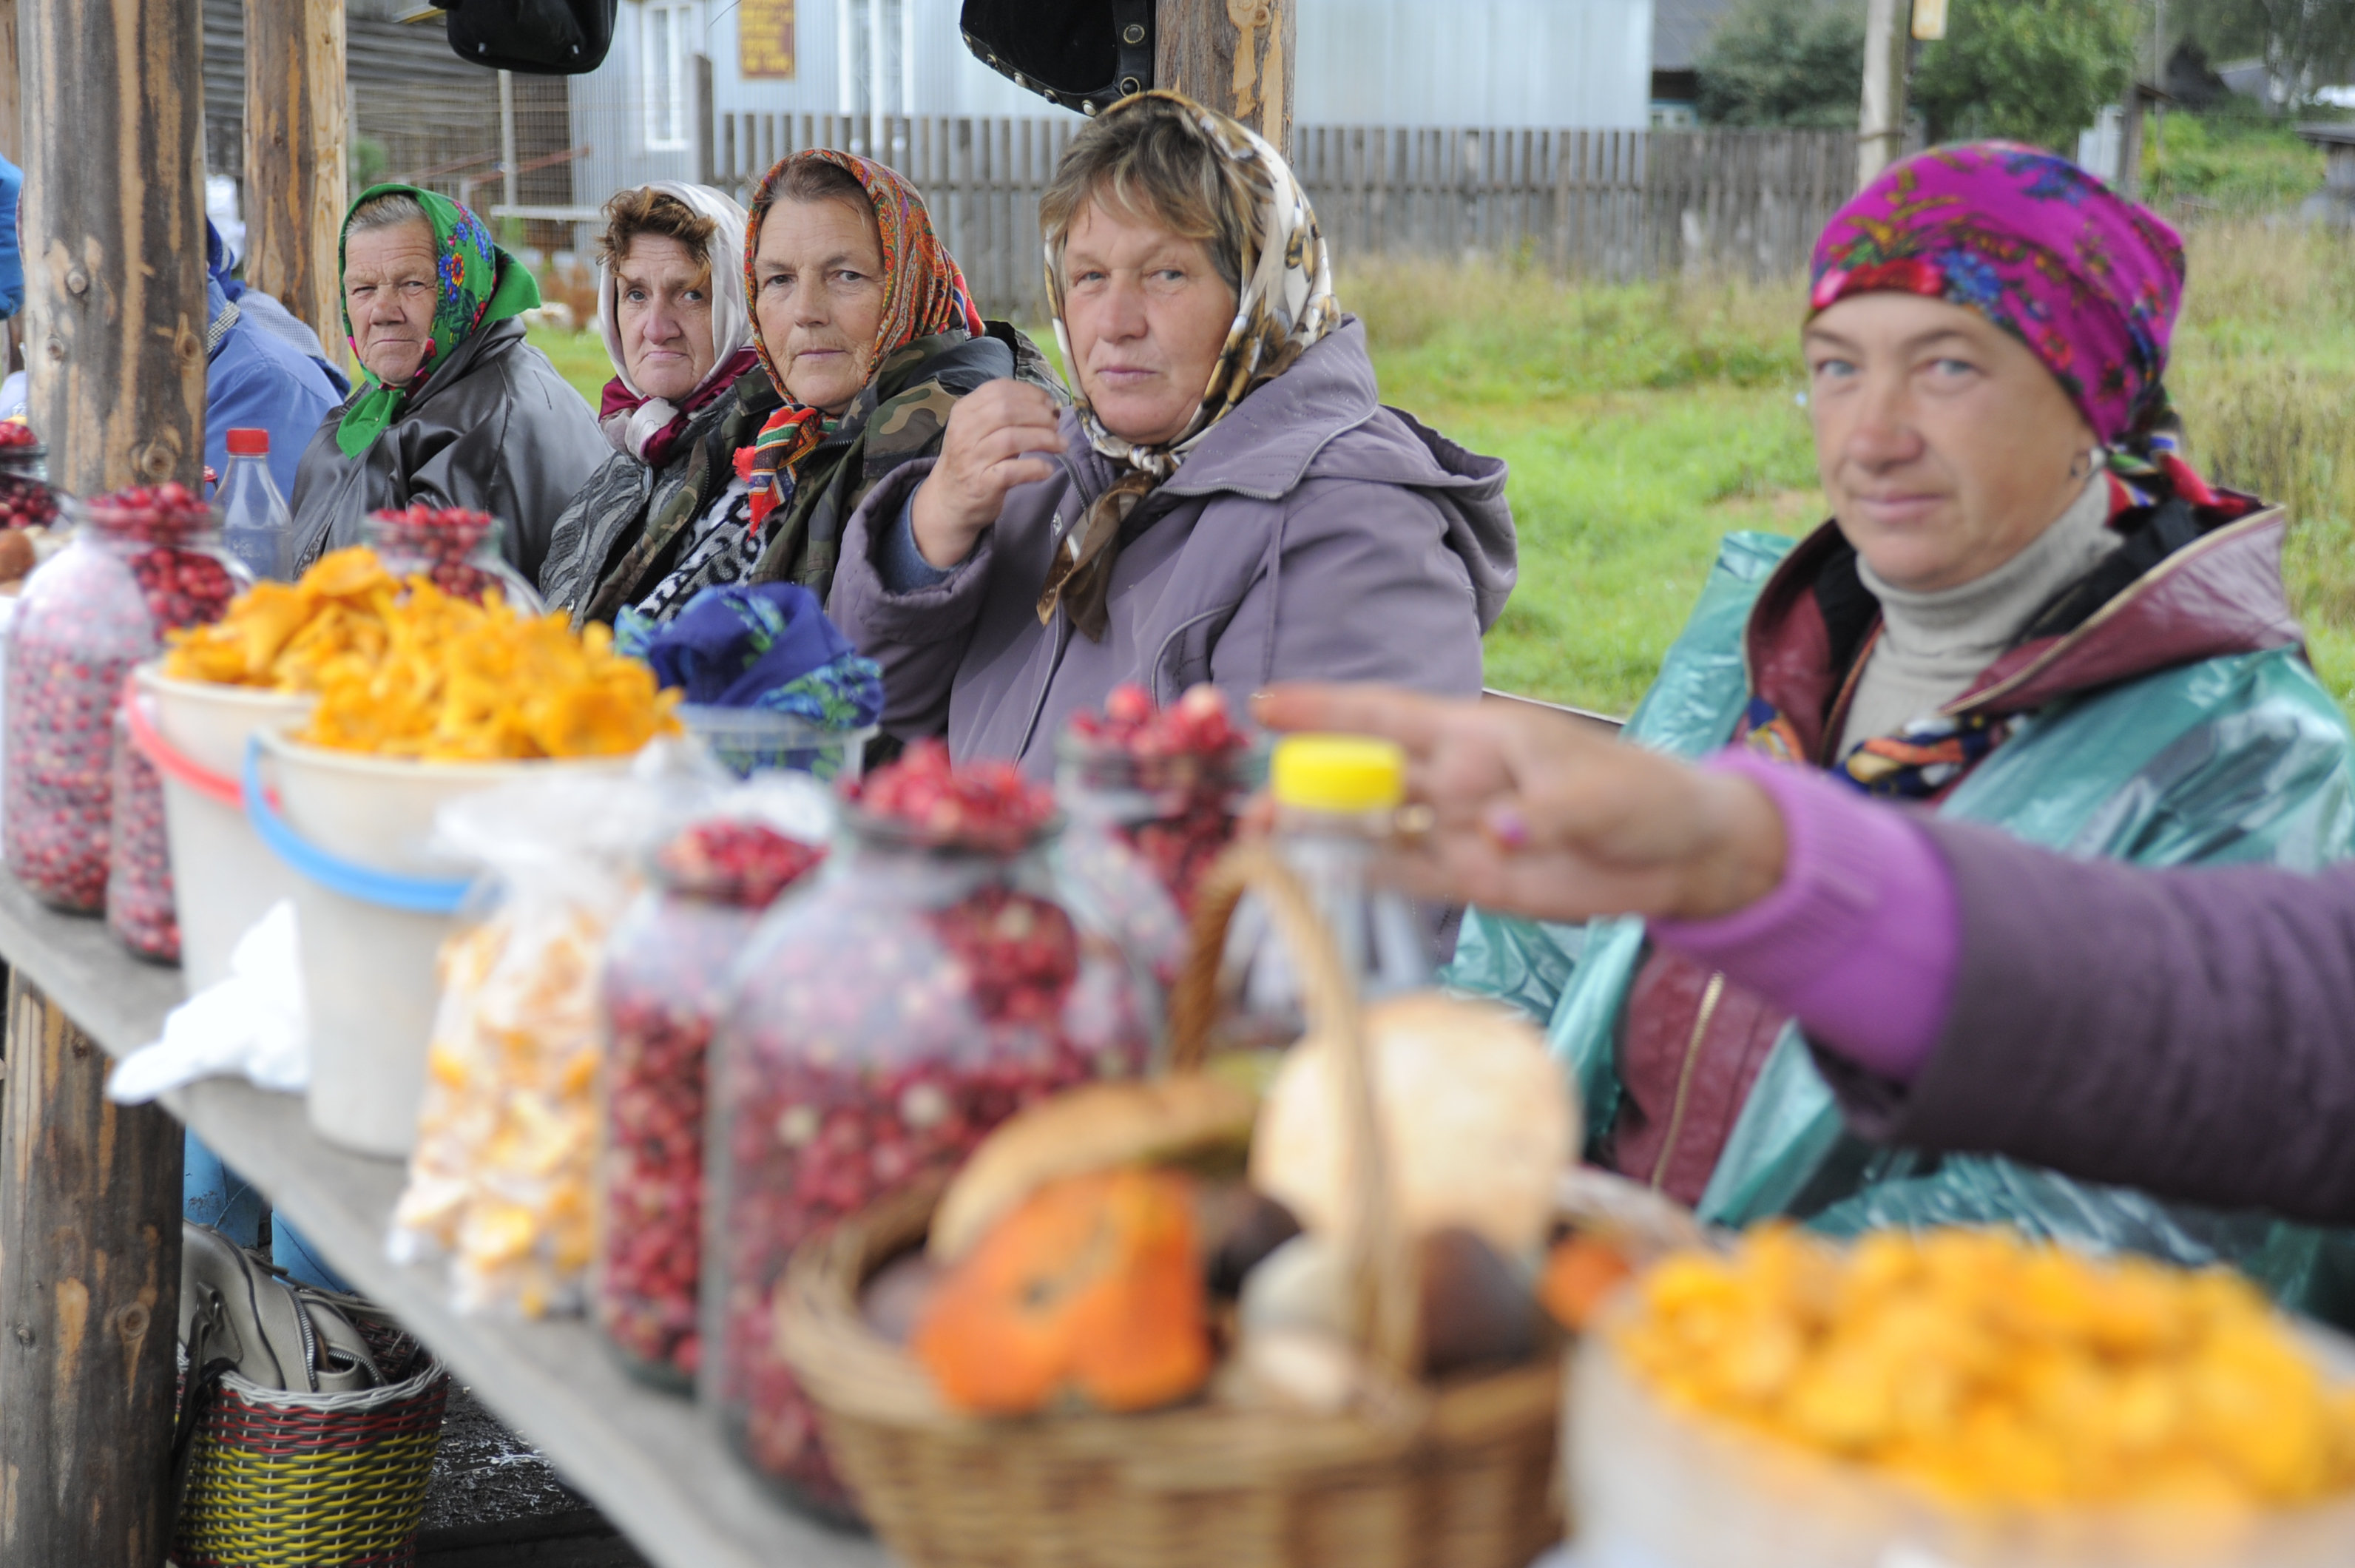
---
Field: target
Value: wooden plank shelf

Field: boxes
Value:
[0,871,888,1568]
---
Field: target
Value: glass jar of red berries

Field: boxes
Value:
[1054,683,1260,989]
[0,423,58,530]
[362,505,545,611]
[597,819,828,1391]
[4,484,248,913]
[705,741,1156,1518]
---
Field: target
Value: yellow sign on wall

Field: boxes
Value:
[741,0,797,78]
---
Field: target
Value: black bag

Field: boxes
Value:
[444,0,620,75]
[959,0,1153,117]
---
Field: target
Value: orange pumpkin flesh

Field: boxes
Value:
[913,1167,1212,1416]
[1539,1231,1635,1332]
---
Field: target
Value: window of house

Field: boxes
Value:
[643,2,695,150]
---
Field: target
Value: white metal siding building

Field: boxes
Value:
[571,0,1654,204]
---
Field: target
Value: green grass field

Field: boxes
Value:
[529,218,2355,718]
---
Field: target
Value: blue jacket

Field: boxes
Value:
[208,280,340,501]
[0,157,22,319]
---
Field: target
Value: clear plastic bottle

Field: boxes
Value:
[1223,734,1433,1053]
[217,428,292,581]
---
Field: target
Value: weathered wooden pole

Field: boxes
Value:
[243,0,349,370]
[1155,0,1294,149]
[4,0,202,1558]
[1856,0,1909,186]
[0,976,184,1564]
[0,0,19,165]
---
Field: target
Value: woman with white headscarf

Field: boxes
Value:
[539,180,774,624]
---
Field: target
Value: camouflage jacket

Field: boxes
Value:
[541,363,781,626]
[749,321,1066,601]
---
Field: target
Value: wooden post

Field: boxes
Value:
[0,0,19,165]
[7,0,201,1556]
[244,0,349,371]
[0,976,183,1564]
[1155,0,1295,150]
[1856,0,1908,187]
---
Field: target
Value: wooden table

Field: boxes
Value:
[0,871,890,1568]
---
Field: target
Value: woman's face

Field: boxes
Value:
[1059,198,1240,447]
[343,218,442,385]
[1805,291,2100,594]
[615,232,718,402]
[752,197,888,416]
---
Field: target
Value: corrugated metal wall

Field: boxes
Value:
[1294,0,1652,128]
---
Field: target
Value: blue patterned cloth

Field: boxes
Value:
[617,582,884,729]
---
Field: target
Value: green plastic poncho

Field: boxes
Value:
[1446,530,2355,1322]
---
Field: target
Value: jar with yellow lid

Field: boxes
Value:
[1218,733,1435,1056]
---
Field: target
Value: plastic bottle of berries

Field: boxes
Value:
[597,820,828,1390]
[362,505,545,610]
[705,742,1156,1518]
[4,484,249,914]
[0,423,58,530]
[1054,683,1260,988]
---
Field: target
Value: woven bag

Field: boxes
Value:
[779,842,1566,1568]
[172,1315,450,1568]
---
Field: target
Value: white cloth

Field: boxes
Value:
[107,901,310,1102]
[1839,476,2118,757]
[595,180,755,462]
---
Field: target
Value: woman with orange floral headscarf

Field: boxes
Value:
[594,151,1062,626]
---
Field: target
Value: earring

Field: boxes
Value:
[2068,451,2091,481]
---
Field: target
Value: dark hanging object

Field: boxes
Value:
[959,0,1153,117]
[444,0,621,75]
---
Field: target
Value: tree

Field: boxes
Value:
[1696,0,1867,129]
[1912,0,2140,150]
[2176,0,2355,101]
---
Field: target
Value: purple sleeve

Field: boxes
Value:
[1648,750,1959,1080]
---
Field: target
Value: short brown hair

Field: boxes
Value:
[1039,98,1247,294]
[596,188,718,285]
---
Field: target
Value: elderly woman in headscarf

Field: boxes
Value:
[828,92,1517,771]
[578,150,1061,628]
[536,182,770,620]
[288,184,607,582]
[1442,143,2355,1317]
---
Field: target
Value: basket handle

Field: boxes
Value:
[1166,842,1419,1383]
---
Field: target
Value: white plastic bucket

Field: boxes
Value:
[251,732,632,1158]
[133,664,314,993]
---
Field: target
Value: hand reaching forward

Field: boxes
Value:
[1251,684,1789,925]
[910,379,1066,569]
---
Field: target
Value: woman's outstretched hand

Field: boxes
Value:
[1252,684,1789,925]
[910,379,1066,569]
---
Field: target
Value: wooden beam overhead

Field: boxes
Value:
[244,0,349,371]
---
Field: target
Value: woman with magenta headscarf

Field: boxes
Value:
[1440,143,2355,1317]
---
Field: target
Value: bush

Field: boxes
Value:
[1696,0,1866,129]
[1911,0,2138,151]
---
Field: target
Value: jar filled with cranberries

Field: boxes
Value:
[597,819,828,1390]
[4,485,248,914]
[1053,683,1260,989]
[362,505,544,611]
[0,423,59,530]
[705,741,1156,1518]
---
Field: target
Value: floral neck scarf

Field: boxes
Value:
[737,151,984,533]
[335,183,541,459]
[1037,91,1341,641]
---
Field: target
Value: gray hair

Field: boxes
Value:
[348,191,433,237]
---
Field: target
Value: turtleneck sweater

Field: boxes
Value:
[1837,475,2117,759]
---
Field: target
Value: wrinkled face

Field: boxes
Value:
[615,232,720,402]
[343,219,442,386]
[752,197,888,416]
[1805,291,2100,595]
[1059,198,1239,447]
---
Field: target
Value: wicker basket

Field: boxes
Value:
[778,842,1567,1568]
[172,1318,451,1568]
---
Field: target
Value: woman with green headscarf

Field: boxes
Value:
[288,185,606,582]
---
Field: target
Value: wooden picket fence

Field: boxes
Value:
[703,114,1855,319]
